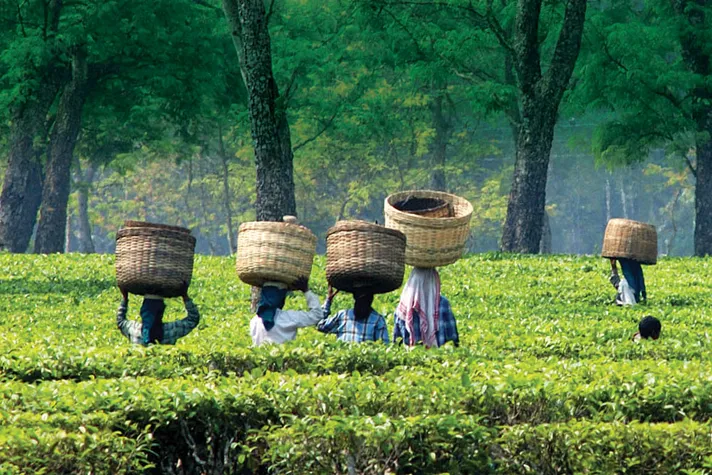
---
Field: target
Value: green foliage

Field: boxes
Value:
[2,253,712,472]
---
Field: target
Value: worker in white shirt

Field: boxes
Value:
[250,277,322,346]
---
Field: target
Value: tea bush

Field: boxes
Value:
[1,253,711,473]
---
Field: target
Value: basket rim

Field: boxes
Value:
[385,190,472,225]
[326,220,406,241]
[123,220,191,234]
[238,221,317,242]
[605,217,657,230]
[116,227,197,245]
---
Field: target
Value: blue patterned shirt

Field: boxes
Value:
[117,299,201,345]
[393,295,459,347]
[318,299,389,343]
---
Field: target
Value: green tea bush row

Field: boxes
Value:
[3,360,712,427]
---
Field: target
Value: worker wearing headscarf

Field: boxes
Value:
[249,278,322,346]
[393,268,459,348]
[117,285,200,345]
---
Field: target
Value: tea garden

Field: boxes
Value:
[1,252,712,473]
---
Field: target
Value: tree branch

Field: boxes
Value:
[685,154,697,178]
[293,109,340,152]
[264,0,277,24]
[542,0,587,101]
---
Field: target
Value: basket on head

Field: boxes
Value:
[326,220,406,294]
[115,221,196,298]
[236,221,317,287]
[602,218,658,265]
[384,190,473,268]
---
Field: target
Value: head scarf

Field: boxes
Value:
[140,297,166,345]
[257,285,288,331]
[397,268,441,347]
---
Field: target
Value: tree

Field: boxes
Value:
[363,0,587,253]
[574,0,712,256]
[0,0,64,252]
[34,47,89,253]
[0,0,227,253]
[222,0,296,221]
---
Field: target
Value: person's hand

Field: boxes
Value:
[292,277,309,293]
[610,258,618,273]
[119,286,129,302]
[327,286,339,301]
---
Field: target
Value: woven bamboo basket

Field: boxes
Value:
[236,221,317,287]
[602,218,658,265]
[385,190,473,268]
[326,220,406,294]
[115,221,196,298]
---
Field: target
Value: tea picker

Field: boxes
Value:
[385,190,473,348]
[236,216,323,346]
[114,221,201,345]
[319,221,406,343]
[602,219,657,306]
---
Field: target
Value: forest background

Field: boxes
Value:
[0,0,707,258]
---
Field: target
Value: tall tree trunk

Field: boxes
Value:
[76,160,95,253]
[502,108,557,252]
[0,83,58,252]
[619,181,628,218]
[500,0,587,253]
[222,0,296,221]
[430,95,449,191]
[695,135,712,255]
[218,127,235,254]
[35,49,89,253]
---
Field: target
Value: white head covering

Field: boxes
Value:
[397,268,441,347]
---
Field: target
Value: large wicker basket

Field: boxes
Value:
[326,220,406,294]
[602,218,658,265]
[385,190,473,268]
[115,221,196,298]
[236,221,317,287]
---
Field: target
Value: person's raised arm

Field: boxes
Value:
[116,287,140,339]
[280,277,323,329]
[609,258,621,289]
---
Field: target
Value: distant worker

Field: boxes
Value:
[250,277,322,346]
[393,268,459,348]
[117,283,200,345]
[609,258,646,306]
[318,287,389,343]
[632,316,661,341]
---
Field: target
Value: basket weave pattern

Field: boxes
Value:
[602,218,658,265]
[384,190,473,268]
[236,221,317,287]
[115,222,196,298]
[326,221,406,294]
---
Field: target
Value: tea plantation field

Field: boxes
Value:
[2,253,712,474]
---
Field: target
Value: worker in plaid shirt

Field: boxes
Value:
[117,284,200,345]
[318,287,389,343]
[393,268,459,348]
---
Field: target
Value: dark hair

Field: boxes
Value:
[639,316,661,340]
[353,293,374,322]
